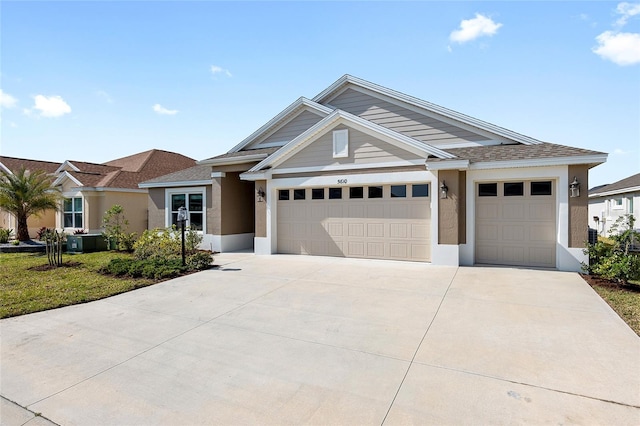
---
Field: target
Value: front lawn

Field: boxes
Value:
[582,275,640,336]
[0,252,157,319]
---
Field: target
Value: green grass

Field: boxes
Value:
[0,252,157,319]
[590,281,640,336]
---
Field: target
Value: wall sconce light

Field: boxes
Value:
[569,176,580,198]
[440,181,448,199]
[257,187,266,202]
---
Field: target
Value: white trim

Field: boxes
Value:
[164,186,207,231]
[256,141,289,148]
[468,154,607,170]
[240,171,272,181]
[139,180,212,189]
[210,172,226,178]
[268,170,431,189]
[205,233,255,252]
[332,129,349,158]
[225,98,333,154]
[314,75,545,146]
[272,159,426,176]
[52,171,83,187]
[590,185,640,198]
[0,162,12,175]
[254,237,271,255]
[55,160,80,173]
[197,153,268,166]
[79,187,147,194]
[425,160,470,171]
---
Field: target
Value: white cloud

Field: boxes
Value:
[31,95,72,117]
[0,89,18,108]
[450,13,502,44]
[96,90,114,103]
[593,31,640,65]
[210,65,232,77]
[615,2,640,27]
[152,104,178,115]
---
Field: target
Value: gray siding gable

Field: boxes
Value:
[327,87,492,148]
[244,109,326,150]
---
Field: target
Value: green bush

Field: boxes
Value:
[0,228,13,243]
[583,214,640,284]
[133,226,207,261]
[101,257,187,279]
[187,251,213,270]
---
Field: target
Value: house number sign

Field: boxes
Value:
[337,179,348,184]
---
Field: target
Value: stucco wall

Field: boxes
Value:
[148,188,165,229]
[221,172,255,235]
[438,169,462,245]
[568,165,589,248]
[255,180,267,238]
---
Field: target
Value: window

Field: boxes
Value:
[170,192,204,230]
[279,190,290,201]
[412,184,429,197]
[333,129,349,158]
[368,186,383,199]
[391,185,406,198]
[312,188,324,200]
[504,182,524,196]
[531,181,552,196]
[478,183,498,197]
[349,187,364,199]
[63,197,83,228]
[293,189,305,200]
[329,188,342,199]
[612,198,624,210]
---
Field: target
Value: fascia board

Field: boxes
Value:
[225,98,332,154]
[197,153,268,166]
[52,171,82,187]
[80,187,148,194]
[55,160,80,174]
[0,162,12,175]
[589,186,640,198]
[240,171,271,181]
[425,160,470,171]
[271,159,427,175]
[316,75,543,146]
[468,154,608,170]
[139,180,212,189]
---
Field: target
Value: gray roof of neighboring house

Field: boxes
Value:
[200,147,280,162]
[589,172,640,196]
[430,143,605,164]
[141,164,213,184]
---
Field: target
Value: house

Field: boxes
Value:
[589,173,640,235]
[1,150,196,238]
[140,75,607,272]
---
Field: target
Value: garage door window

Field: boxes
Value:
[312,188,324,199]
[531,181,552,196]
[294,189,305,200]
[478,183,498,197]
[279,190,290,201]
[391,185,406,198]
[412,184,429,197]
[504,182,524,196]
[368,186,383,198]
[350,187,364,199]
[329,188,342,199]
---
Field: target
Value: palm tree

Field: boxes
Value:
[0,167,61,241]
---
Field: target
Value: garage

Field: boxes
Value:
[277,184,431,262]
[475,180,556,268]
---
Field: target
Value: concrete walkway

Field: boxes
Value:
[1,253,639,425]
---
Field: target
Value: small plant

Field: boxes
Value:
[11,239,20,246]
[102,205,136,251]
[0,228,13,244]
[73,229,87,235]
[36,227,50,241]
[187,251,213,270]
[583,214,640,284]
[44,229,65,267]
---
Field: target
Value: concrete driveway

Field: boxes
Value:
[1,253,639,425]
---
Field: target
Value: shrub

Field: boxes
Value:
[187,251,213,271]
[102,205,137,251]
[36,227,50,241]
[100,257,188,279]
[73,229,87,235]
[583,214,640,284]
[0,228,13,243]
[133,226,204,261]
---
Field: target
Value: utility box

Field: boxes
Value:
[588,228,598,245]
[67,234,108,253]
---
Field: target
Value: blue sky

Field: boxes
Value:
[1,1,638,187]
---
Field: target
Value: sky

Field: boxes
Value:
[1,1,639,187]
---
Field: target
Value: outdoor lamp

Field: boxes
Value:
[440,181,448,199]
[257,187,266,202]
[177,206,187,266]
[569,177,580,198]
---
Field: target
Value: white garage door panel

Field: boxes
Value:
[277,185,430,262]
[476,180,556,268]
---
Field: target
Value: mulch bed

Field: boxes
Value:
[580,273,640,292]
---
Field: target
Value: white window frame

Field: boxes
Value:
[612,197,624,210]
[332,129,349,159]
[62,196,83,229]
[165,187,206,232]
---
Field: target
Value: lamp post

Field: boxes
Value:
[177,206,187,266]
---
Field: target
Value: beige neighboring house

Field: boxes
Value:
[589,173,640,236]
[141,75,607,272]
[1,150,196,238]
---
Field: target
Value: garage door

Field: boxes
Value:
[277,184,431,262]
[476,180,556,268]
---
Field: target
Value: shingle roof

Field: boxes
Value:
[589,172,640,196]
[200,147,280,162]
[430,143,605,164]
[141,164,213,185]
[0,156,61,174]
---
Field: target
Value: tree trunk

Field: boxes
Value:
[16,213,30,241]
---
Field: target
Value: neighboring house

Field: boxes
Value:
[141,75,607,272]
[0,157,62,237]
[1,150,196,238]
[589,173,640,235]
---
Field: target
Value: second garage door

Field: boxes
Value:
[277,184,431,262]
[476,180,556,268]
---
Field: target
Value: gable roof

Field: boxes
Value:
[0,156,61,175]
[589,173,640,197]
[139,164,215,188]
[313,74,544,146]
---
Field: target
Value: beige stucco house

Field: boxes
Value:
[141,75,607,272]
[1,150,196,238]
[589,173,639,236]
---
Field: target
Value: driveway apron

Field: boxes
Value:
[1,253,638,425]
